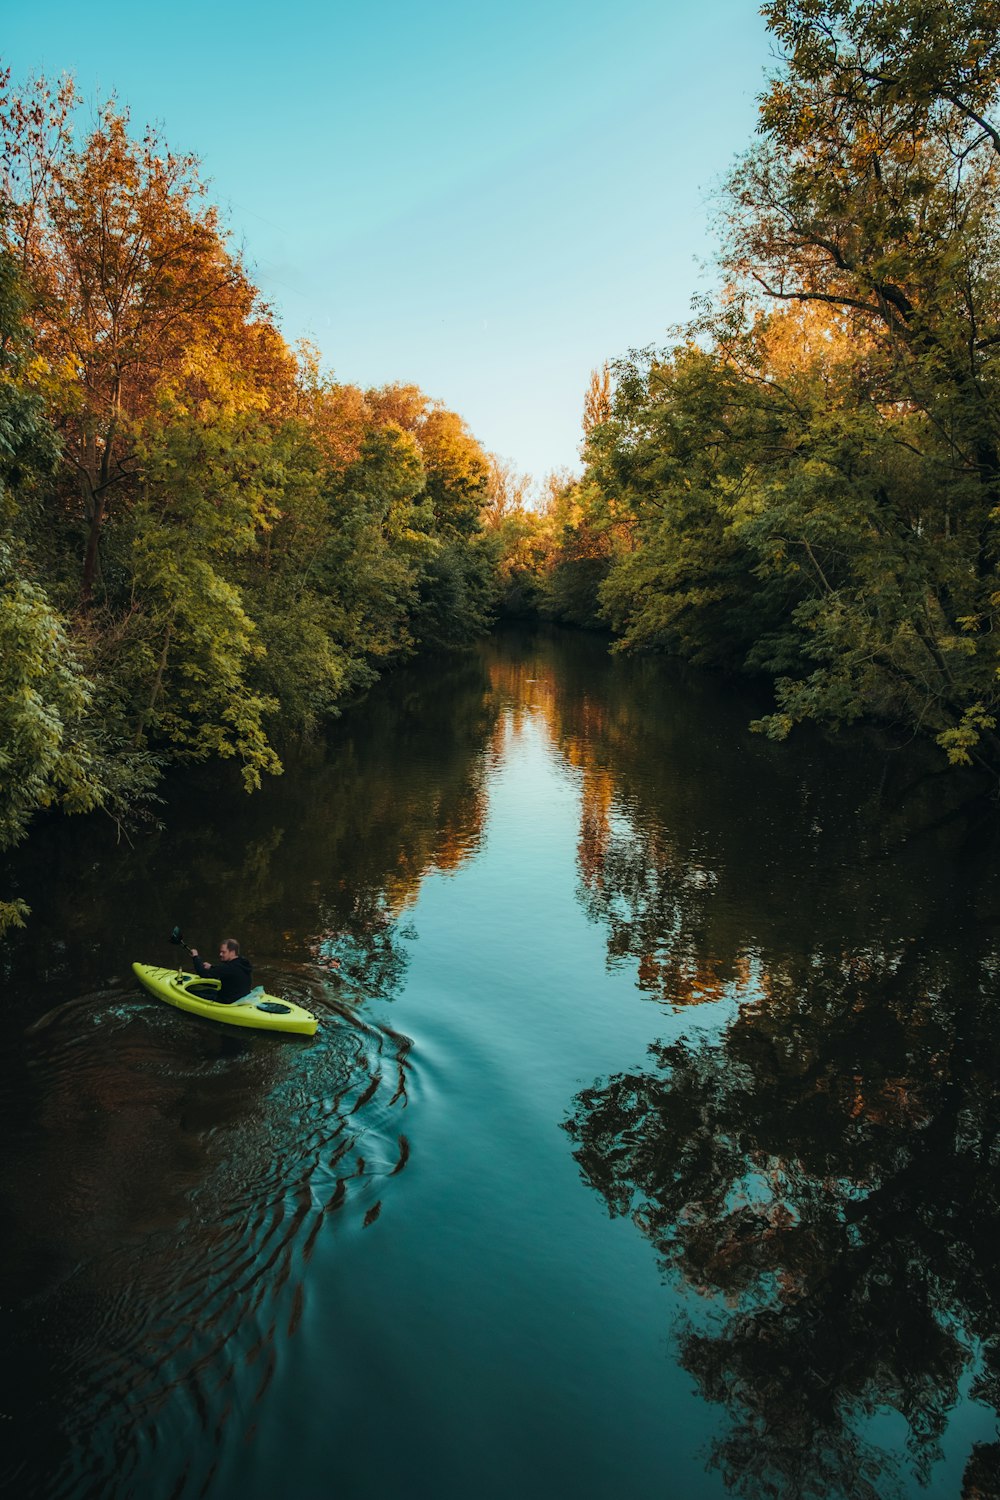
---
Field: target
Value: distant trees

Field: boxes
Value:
[581,364,611,436]
[0,73,500,929]
[365,392,495,647]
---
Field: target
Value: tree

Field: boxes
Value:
[0,73,506,897]
[538,472,618,630]
[582,363,611,436]
[362,385,495,646]
[718,1,1000,762]
[481,457,553,617]
[483,455,533,529]
[546,1,1000,775]
[118,406,287,789]
[0,249,154,930]
[0,80,283,602]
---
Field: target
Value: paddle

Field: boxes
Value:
[169,925,193,956]
[169,925,222,995]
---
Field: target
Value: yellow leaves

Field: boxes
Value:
[0,897,29,936]
[751,711,795,740]
[1,82,299,515]
[936,702,997,765]
[305,380,372,472]
[938,633,977,657]
[157,338,277,421]
[756,301,869,380]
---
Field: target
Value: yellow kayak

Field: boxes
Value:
[132,963,319,1036]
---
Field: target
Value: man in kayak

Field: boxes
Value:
[188,938,253,1004]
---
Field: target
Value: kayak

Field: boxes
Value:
[132,963,319,1036]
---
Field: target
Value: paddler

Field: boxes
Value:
[188,937,254,1003]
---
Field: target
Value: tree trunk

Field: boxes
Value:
[80,490,106,605]
[134,615,174,746]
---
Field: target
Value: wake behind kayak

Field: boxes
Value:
[132,963,319,1036]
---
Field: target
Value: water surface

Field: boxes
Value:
[2,627,999,1499]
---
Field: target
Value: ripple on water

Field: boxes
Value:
[0,973,415,1500]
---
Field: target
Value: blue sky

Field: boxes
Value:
[4,0,772,483]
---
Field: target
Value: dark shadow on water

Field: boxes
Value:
[0,984,413,1498]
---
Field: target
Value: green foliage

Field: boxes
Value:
[479,458,550,619]
[106,410,283,790]
[419,407,490,537]
[934,702,998,767]
[589,348,800,663]
[0,248,128,933]
[320,422,432,659]
[0,545,160,932]
[0,263,60,534]
[0,81,507,928]
[0,561,102,844]
[245,420,432,732]
[526,0,1000,779]
[536,477,617,631]
[411,532,499,649]
[542,553,610,631]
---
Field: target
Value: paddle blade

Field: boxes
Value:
[169,926,183,946]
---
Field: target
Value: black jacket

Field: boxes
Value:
[192,952,253,1003]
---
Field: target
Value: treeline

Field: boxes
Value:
[0,75,501,930]
[502,0,1000,780]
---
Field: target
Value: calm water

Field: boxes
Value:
[2,626,1000,1500]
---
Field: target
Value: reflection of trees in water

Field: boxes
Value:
[290,650,499,1000]
[502,633,1000,1497]
[565,944,1000,1500]
[309,891,413,1000]
[0,650,502,1008]
[5,624,1000,1493]
[0,648,505,1491]
[485,628,989,1010]
[576,797,752,1007]
[516,644,1000,1475]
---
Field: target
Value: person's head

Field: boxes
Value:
[219,938,240,960]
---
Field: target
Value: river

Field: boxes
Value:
[1,625,999,1500]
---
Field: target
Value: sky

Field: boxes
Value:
[4,0,773,484]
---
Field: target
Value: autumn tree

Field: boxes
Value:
[482,455,532,529]
[481,456,554,617]
[718,0,1000,762]
[582,363,611,435]
[0,79,285,601]
[0,70,507,876]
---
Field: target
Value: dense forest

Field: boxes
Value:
[531,0,1000,776]
[0,73,513,931]
[5,0,1000,930]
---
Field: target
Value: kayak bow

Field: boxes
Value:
[132,963,319,1036]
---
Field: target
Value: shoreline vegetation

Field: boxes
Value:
[4,0,1000,929]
